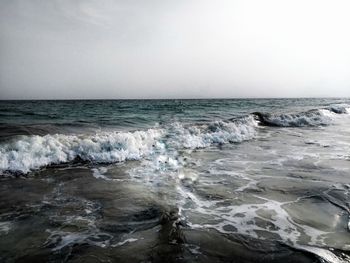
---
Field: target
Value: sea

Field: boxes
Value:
[0,98,350,263]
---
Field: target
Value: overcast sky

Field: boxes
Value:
[1,0,350,99]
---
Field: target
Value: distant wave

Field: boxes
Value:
[328,104,350,114]
[252,105,349,127]
[0,108,59,119]
[0,117,257,174]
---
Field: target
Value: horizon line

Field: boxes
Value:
[0,96,349,101]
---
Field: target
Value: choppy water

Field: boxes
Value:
[0,98,350,262]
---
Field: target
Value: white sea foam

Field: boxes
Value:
[46,230,113,250]
[177,183,346,263]
[0,128,165,174]
[0,117,258,174]
[113,238,138,247]
[172,116,258,149]
[0,221,12,235]
[256,109,335,127]
[92,167,109,180]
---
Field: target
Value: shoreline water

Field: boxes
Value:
[0,98,350,262]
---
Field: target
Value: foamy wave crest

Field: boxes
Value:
[170,116,258,149]
[252,109,336,127]
[0,129,165,174]
[328,104,350,114]
[0,117,259,174]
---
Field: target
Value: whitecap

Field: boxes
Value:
[0,128,165,174]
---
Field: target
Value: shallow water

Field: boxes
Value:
[0,98,350,262]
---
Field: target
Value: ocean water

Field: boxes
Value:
[0,98,350,262]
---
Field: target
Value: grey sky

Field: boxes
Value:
[0,0,350,99]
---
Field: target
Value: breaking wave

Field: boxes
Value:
[252,106,349,127]
[1,104,348,175]
[0,117,258,174]
[0,129,165,174]
[328,104,350,114]
[169,116,257,149]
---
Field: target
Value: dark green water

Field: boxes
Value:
[0,98,350,262]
